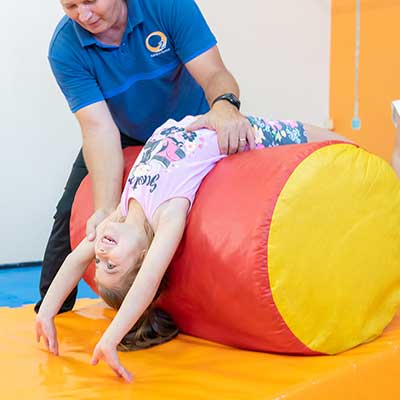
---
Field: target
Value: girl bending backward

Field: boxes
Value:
[35,115,350,382]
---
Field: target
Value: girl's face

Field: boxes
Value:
[94,221,144,288]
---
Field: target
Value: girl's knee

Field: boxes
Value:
[303,123,353,144]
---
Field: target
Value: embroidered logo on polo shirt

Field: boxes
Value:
[145,31,171,57]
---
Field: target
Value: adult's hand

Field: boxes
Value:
[186,102,255,155]
[86,209,113,242]
[91,339,133,383]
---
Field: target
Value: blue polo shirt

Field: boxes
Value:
[49,0,217,142]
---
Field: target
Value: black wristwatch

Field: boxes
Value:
[211,93,241,111]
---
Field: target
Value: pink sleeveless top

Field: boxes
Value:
[120,116,225,222]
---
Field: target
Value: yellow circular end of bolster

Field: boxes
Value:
[268,144,400,354]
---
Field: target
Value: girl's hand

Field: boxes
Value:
[35,315,59,355]
[91,339,133,383]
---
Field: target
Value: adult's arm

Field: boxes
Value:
[75,101,124,239]
[185,46,255,155]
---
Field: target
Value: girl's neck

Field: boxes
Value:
[126,198,146,224]
[126,199,153,247]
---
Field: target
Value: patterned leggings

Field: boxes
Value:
[246,116,308,148]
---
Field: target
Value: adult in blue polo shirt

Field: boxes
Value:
[35,0,255,314]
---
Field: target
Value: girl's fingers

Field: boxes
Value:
[107,358,123,377]
[107,352,132,382]
[43,336,50,352]
[49,337,59,356]
[112,366,123,378]
[112,360,132,383]
[119,367,133,383]
[90,354,99,365]
[90,348,133,383]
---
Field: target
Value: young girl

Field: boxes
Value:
[35,115,351,382]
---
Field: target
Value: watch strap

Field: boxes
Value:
[211,93,241,110]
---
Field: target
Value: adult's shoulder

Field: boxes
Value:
[49,15,81,59]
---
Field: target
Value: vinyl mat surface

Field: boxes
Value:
[0,299,400,399]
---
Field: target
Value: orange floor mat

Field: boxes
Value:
[1,299,399,399]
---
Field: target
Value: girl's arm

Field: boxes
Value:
[90,200,188,381]
[36,238,94,355]
[37,238,95,318]
[100,200,187,345]
[39,207,120,318]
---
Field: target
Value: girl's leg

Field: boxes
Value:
[391,125,400,178]
[305,123,400,179]
[246,117,353,149]
[302,123,354,144]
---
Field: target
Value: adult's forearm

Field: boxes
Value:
[82,127,124,212]
[203,69,240,107]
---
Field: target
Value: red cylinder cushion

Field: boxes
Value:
[70,143,400,355]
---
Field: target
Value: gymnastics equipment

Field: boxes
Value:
[70,141,400,355]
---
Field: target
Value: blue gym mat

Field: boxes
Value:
[0,265,98,307]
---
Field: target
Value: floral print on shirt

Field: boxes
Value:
[127,124,207,192]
